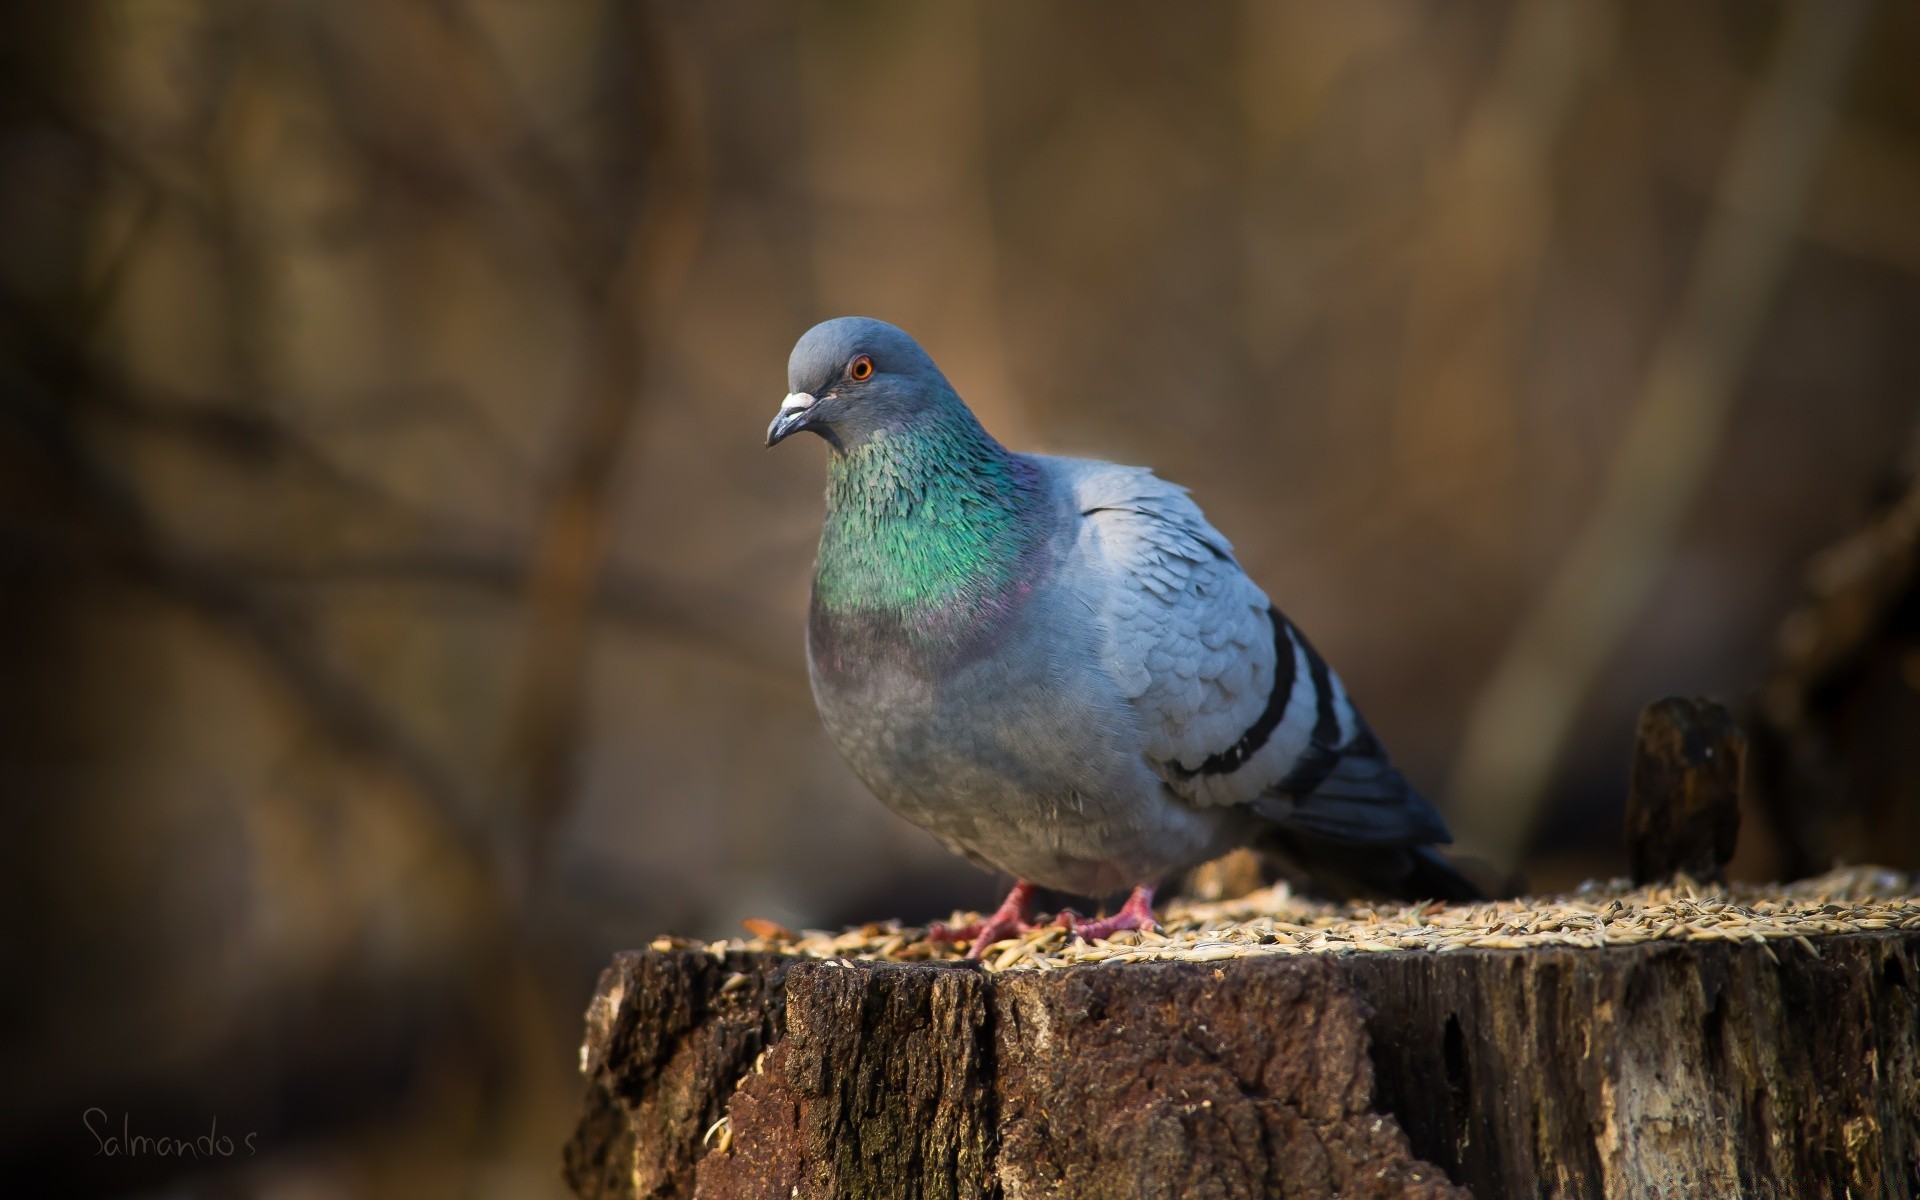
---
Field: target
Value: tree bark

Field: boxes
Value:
[564,930,1917,1199]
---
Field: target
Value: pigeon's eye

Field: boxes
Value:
[848,355,873,381]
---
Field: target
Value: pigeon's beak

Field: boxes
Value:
[766,392,817,447]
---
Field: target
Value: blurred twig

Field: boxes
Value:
[223,548,800,688]
[1446,0,1875,871]
[78,380,497,529]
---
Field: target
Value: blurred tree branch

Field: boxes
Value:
[221,548,798,687]
[2,7,720,1181]
[0,309,499,878]
[1749,428,1920,877]
[416,0,713,877]
[30,319,784,679]
[1447,0,1876,871]
[2,0,723,903]
[1391,2,1614,549]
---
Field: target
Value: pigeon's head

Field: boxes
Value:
[766,316,960,451]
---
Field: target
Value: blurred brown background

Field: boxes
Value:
[5,1,1918,1196]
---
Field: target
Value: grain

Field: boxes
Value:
[717,866,1917,973]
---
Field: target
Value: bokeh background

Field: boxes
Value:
[7,1,1919,1196]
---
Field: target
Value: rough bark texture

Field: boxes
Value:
[1627,697,1745,885]
[692,960,994,1200]
[565,951,788,1200]
[564,933,1920,1190]
[569,952,1461,1200]
[566,931,1920,1200]
[1351,932,1919,1199]
[989,960,1458,1200]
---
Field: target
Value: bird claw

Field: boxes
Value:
[927,912,1059,959]
[926,883,1158,956]
[1059,886,1158,942]
[925,917,993,944]
[925,879,1054,958]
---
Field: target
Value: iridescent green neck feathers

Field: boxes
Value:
[814,414,1043,628]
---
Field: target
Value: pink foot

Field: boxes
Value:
[1062,885,1158,941]
[928,880,1061,958]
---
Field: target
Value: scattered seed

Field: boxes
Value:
[742,917,796,942]
[666,867,1916,974]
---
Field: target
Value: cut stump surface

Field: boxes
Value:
[566,873,1920,1200]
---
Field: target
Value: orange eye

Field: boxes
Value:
[848,354,873,381]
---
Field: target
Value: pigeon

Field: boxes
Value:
[767,316,1481,955]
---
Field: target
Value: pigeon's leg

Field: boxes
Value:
[1064,885,1158,941]
[927,880,1050,957]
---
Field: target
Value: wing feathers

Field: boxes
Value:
[1043,454,1450,851]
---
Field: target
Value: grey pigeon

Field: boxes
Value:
[768,316,1480,954]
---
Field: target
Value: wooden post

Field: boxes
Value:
[1626,696,1745,885]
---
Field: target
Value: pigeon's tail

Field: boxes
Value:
[1401,844,1487,902]
[1257,832,1486,903]
[1244,743,1486,902]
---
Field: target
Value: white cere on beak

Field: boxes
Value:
[780,392,816,413]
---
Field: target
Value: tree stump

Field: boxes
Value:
[564,881,1920,1199]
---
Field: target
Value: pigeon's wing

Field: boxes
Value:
[1040,455,1449,848]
